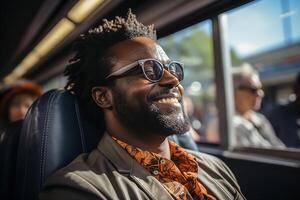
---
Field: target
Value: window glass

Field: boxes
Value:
[226,0,300,149]
[42,75,67,92]
[290,0,300,42]
[159,20,219,144]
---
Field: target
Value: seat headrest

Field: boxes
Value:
[15,89,102,200]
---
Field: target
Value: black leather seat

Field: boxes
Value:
[0,120,23,200]
[15,89,102,200]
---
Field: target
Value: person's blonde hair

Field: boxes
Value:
[232,63,259,89]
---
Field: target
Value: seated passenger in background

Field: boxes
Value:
[0,80,42,200]
[40,10,245,200]
[265,72,300,148]
[232,64,285,149]
[168,96,200,151]
[0,81,42,125]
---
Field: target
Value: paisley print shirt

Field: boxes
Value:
[114,138,216,200]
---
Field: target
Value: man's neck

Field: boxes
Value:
[105,112,171,159]
[109,130,171,159]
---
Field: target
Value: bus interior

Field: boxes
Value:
[1,0,300,199]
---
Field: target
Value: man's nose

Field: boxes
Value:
[158,69,180,88]
[256,89,264,97]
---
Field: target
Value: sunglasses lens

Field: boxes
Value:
[238,85,263,95]
[169,62,184,81]
[143,60,164,81]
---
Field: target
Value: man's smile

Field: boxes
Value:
[150,91,182,107]
[154,97,181,107]
[157,97,178,103]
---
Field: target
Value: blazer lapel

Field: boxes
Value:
[197,165,232,200]
[98,133,174,200]
[129,157,174,200]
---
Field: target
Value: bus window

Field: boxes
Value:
[225,0,300,149]
[159,20,219,145]
[42,75,67,92]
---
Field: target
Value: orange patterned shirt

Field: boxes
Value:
[113,138,216,200]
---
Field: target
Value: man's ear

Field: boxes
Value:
[91,86,113,109]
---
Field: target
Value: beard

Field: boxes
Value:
[112,88,190,138]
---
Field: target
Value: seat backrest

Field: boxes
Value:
[0,120,23,200]
[15,89,102,200]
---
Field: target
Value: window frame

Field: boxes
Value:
[157,0,300,163]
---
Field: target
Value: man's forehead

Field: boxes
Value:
[109,37,169,61]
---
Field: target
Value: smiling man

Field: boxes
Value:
[40,10,245,200]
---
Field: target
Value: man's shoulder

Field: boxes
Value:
[189,150,230,172]
[188,150,240,186]
[43,153,94,188]
[40,150,122,200]
[188,150,245,199]
[40,150,114,200]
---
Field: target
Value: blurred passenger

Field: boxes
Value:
[168,96,199,151]
[204,103,219,144]
[182,96,201,142]
[40,10,245,200]
[0,80,42,200]
[265,72,300,148]
[0,80,42,127]
[232,63,285,148]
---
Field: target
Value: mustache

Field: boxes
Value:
[148,87,182,101]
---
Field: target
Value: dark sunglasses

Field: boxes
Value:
[238,85,264,96]
[105,58,184,82]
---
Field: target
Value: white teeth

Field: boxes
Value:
[157,97,179,103]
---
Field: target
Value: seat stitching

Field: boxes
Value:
[75,98,86,152]
[40,91,58,185]
[20,100,39,197]
[40,91,55,184]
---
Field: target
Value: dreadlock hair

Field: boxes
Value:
[64,9,156,131]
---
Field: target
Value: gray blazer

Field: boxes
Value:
[40,133,246,200]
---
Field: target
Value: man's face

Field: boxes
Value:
[107,36,190,137]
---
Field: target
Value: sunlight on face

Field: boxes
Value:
[154,44,170,63]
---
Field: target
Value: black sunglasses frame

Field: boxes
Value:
[105,58,184,83]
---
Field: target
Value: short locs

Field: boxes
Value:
[64,9,156,129]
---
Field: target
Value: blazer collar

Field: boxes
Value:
[97,132,174,200]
